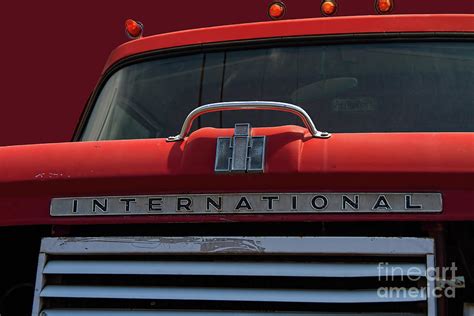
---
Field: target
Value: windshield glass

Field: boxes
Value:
[81,41,474,140]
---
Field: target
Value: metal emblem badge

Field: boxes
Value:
[50,193,443,216]
[214,123,266,173]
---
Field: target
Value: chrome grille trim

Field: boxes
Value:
[39,236,434,255]
[33,237,436,316]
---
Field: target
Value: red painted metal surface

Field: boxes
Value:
[1,126,473,226]
[104,14,474,72]
[1,10,473,227]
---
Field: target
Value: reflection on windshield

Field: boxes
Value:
[81,42,474,140]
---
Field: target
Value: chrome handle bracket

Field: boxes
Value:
[166,101,331,142]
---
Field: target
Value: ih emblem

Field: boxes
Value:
[215,123,266,173]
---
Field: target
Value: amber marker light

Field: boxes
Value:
[125,19,144,39]
[376,0,393,13]
[321,0,337,16]
[268,2,286,19]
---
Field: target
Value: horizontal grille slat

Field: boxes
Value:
[40,285,426,303]
[40,309,424,316]
[42,260,426,278]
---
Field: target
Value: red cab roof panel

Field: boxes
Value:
[105,14,474,72]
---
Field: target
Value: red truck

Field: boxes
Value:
[0,1,473,315]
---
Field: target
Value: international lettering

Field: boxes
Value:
[50,193,441,216]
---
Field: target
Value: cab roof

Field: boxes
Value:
[104,14,474,73]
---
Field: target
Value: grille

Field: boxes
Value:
[33,237,436,315]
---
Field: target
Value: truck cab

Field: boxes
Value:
[0,2,473,315]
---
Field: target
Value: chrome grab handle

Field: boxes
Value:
[167,101,331,141]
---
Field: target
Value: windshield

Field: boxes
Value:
[81,41,474,140]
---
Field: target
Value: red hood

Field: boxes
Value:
[1,126,473,226]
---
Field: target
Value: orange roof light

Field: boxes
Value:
[125,19,144,39]
[268,2,286,19]
[321,0,337,16]
[376,0,393,13]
